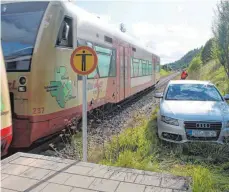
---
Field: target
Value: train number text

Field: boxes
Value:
[33,107,44,114]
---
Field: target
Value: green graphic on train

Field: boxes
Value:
[49,66,73,108]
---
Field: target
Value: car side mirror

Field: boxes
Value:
[224,94,229,101]
[154,92,163,98]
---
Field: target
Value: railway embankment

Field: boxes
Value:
[32,73,178,159]
[26,71,229,191]
[57,73,228,192]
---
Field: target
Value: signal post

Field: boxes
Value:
[70,46,98,161]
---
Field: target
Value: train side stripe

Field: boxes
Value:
[1,125,12,138]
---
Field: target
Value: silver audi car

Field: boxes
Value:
[154,80,229,143]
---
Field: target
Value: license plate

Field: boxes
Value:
[187,130,217,137]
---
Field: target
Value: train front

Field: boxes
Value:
[1,1,49,147]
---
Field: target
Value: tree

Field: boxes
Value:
[188,56,202,72]
[212,0,229,78]
[165,48,202,70]
[201,38,218,64]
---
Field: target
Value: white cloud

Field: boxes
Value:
[177,5,184,12]
[132,22,200,41]
[89,13,212,65]
[131,22,212,64]
[94,14,112,23]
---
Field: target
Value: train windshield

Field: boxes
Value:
[1,2,49,64]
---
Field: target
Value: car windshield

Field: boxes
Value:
[165,83,223,101]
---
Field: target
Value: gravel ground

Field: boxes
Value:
[40,73,179,160]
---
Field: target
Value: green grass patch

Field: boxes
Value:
[160,69,172,77]
[100,108,229,192]
[188,59,229,95]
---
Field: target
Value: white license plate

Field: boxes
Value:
[188,130,217,137]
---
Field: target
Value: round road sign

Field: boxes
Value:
[70,46,98,75]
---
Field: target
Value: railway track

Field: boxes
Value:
[87,72,178,120]
[2,72,179,160]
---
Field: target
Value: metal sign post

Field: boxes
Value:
[70,46,98,162]
[82,75,87,161]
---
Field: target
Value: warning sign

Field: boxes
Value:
[70,46,98,75]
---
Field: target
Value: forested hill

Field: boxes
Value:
[163,48,202,70]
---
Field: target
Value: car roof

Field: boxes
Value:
[168,80,213,85]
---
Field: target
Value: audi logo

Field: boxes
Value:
[196,123,211,128]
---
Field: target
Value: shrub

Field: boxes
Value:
[188,56,202,72]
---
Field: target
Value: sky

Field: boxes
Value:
[75,0,218,64]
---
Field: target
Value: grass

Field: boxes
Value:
[99,108,229,192]
[160,68,172,77]
[188,59,229,95]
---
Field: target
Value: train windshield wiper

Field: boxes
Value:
[5,54,32,61]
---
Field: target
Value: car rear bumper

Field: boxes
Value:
[157,119,229,144]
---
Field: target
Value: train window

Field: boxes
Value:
[94,45,113,78]
[109,49,116,77]
[56,16,73,48]
[98,54,110,77]
[142,60,147,76]
[133,58,139,63]
[138,61,142,76]
[132,58,139,77]
[134,63,139,77]
[142,61,147,75]
[145,62,148,76]
[132,47,136,52]
[131,60,134,77]
[156,64,160,72]
[88,67,98,79]
[144,63,147,75]
[149,62,152,75]
[148,62,150,75]
[104,36,113,44]
[145,63,148,75]
[87,43,99,79]
[147,61,150,75]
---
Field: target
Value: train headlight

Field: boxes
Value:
[19,76,26,85]
[18,86,26,92]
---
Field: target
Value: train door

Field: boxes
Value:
[119,46,129,101]
[152,55,156,84]
[124,47,130,98]
[119,46,125,101]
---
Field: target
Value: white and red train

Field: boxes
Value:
[1,1,160,153]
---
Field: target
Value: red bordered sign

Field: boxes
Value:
[70,46,98,75]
